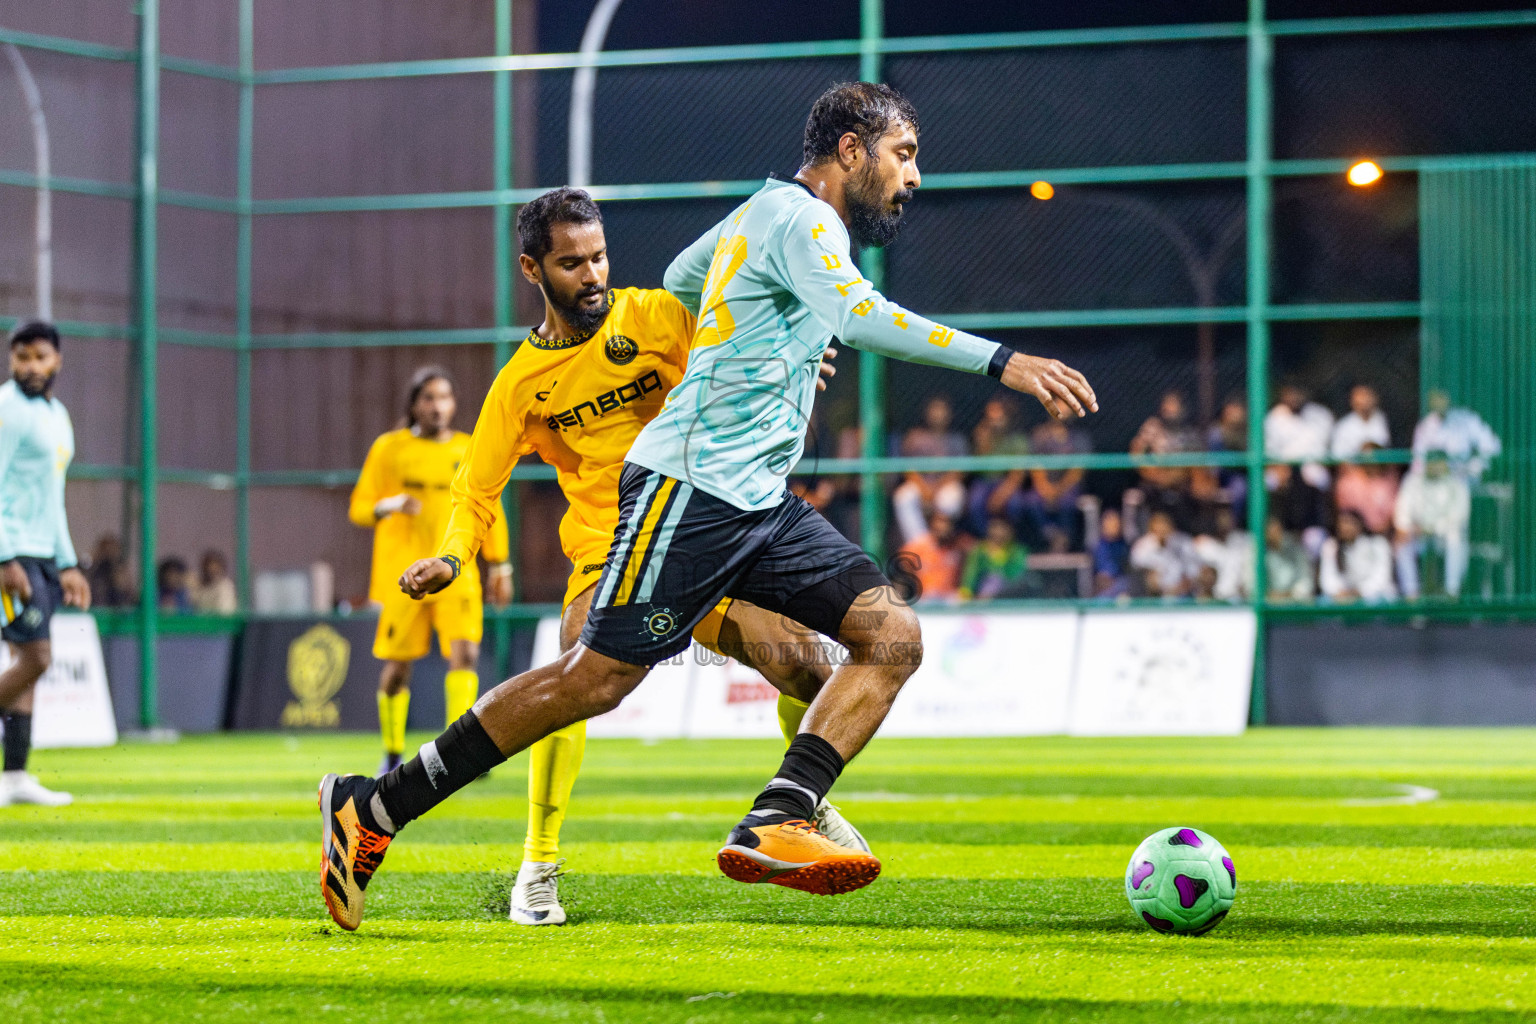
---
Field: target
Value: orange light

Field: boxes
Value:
[1347,160,1383,187]
[1030,180,1055,200]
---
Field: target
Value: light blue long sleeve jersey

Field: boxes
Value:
[0,379,78,567]
[627,176,1008,511]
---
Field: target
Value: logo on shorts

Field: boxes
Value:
[581,562,606,575]
[642,608,677,638]
[18,606,42,630]
[605,334,638,365]
[282,623,350,728]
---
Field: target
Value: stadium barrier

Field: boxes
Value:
[3,614,117,749]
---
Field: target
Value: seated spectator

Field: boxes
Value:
[1265,383,1333,490]
[892,395,968,543]
[1394,451,1470,599]
[1023,418,1090,552]
[1264,516,1315,603]
[85,533,135,608]
[1330,384,1390,460]
[1092,508,1131,598]
[1205,396,1249,519]
[1130,390,1203,532]
[1333,442,1400,536]
[1413,389,1502,482]
[1129,510,1201,598]
[898,511,966,603]
[1194,506,1251,603]
[191,549,238,614]
[1268,463,1330,547]
[1319,510,1396,604]
[964,397,1030,538]
[157,557,191,614]
[959,516,1029,601]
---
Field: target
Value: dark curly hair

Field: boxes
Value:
[9,320,60,351]
[517,187,603,263]
[802,82,920,167]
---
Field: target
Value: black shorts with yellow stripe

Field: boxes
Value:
[578,462,888,666]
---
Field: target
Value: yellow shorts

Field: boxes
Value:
[564,543,730,652]
[373,586,483,662]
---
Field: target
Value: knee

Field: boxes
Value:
[572,657,647,718]
[856,604,923,680]
[21,644,50,675]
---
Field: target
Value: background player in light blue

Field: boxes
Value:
[0,321,91,807]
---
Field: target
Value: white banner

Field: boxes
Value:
[1068,609,1255,736]
[531,607,1254,739]
[879,613,1077,736]
[0,612,118,748]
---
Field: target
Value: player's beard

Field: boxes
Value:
[13,370,54,398]
[844,161,912,249]
[544,280,611,336]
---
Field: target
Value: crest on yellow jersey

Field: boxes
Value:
[282,623,349,727]
[605,334,638,366]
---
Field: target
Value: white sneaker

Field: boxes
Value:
[510,859,566,926]
[813,798,870,853]
[3,771,72,807]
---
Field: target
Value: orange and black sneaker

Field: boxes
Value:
[717,815,881,895]
[319,772,394,931]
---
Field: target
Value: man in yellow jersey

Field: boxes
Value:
[349,368,511,776]
[391,188,862,928]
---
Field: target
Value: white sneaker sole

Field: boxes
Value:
[509,903,567,926]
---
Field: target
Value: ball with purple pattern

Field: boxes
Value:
[1124,826,1236,935]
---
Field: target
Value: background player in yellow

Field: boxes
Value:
[349,368,510,775]
[399,188,859,927]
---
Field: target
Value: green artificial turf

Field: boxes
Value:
[3,729,1534,1022]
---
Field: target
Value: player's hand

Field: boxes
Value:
[1,560,32,604]
[399,557,454,601]
[1000,352,1098,420]
[59,567,91,610]
[816,345,837,392]
[375,494,422,519]
[486,562,513,606]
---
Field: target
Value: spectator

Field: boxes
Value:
[1265,383,1333,490]
[1264,516,1315,603]
[1205,396,1249,518]
[1412,389,1501,483]
[960,516,1029,601]
[1092,508,1131,598]
[1195,506,1251,603]
[1319,510,1396,604]
[1129,510,1201,598]
[1333,442,1400,536]
[1330,384,1390,460]
[964,397,1030,538]
[1268,463,1330,544]
[85,533,135,608]
[191,549,238,614]
[1024,418,1090,551]
[1394,451,1471,599]
[898,511,966,602]
[892,395,968,543]
[157,557,191,614]
[1130,390,1203,532]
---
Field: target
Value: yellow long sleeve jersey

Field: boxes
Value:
[350,428,510,603]
[439,287,695,580]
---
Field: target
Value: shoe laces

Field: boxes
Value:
[352,828,392,885]
[517,858,565,910]
[779,819,828,838]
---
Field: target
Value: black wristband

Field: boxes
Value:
[986,345,1013,379]
[429,555,462,595]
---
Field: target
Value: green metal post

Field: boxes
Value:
[491,0,518,675]
[235,0,253,607]
[1244,0,1271,724]
[134,0,160,728]
[857,0,887,563]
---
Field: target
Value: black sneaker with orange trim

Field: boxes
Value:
[717,815,881,896]
[319,773,394,931]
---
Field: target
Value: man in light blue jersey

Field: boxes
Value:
[320,82,1096,921]
[0,321,91,807]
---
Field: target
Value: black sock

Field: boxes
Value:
[2,712,31,773]
[374,710,506,831]
[748,733,844,822]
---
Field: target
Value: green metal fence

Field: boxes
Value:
[2,0,1536,729]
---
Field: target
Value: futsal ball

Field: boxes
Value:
[1124,827,1236,935]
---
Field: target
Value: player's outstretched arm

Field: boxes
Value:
[997,350,1097,421]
